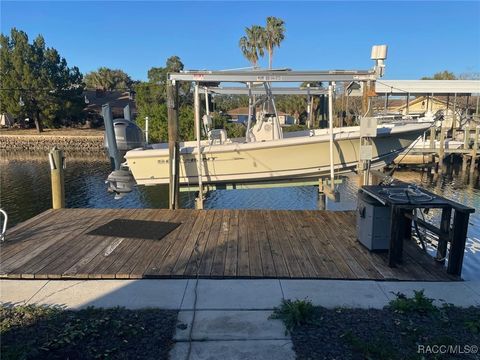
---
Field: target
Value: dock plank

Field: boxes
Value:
[262,211,289,277]
[210,210,230,277]
[246,211,264,277]
[237,211,250,277]
[278,210,317,277]
[223,210,239,277]
[184,210,216,276]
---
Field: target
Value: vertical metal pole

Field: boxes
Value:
[102,104,120,170]
[49,147,65,209]
[452,93,457,132]
[204,88,210,116]
[307,84,312,129]
[194,83,204,209]
[145,116,149,145]
[246,82,253,141]
[406,93,410,115]
[384,93,388,115]
[167,80,180,210]
[328,84,335,191]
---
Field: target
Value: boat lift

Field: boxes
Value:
[166,45,388,209]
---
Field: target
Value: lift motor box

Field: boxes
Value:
[356,191,391,251]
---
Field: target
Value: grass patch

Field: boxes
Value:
[270,299,315,333]
[1,305,177,360]
[388,290,437,315]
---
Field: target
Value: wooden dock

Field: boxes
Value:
[0,209,458,281]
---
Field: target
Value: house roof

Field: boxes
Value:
[84,90,136,114]
[226,107,290,116]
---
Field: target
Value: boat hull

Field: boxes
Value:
[125,123,431,186]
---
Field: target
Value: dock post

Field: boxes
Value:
[167,79,180,210]
[194,82,204,209]
[438,126,446,169]
[49,147,65,209]
[471,127,478,175]
[328,83,335,191]
[429,127,436,150]
[462,127,470,172]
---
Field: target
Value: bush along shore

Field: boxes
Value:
[271,291,480,360]
[0,133,105,154]
[0,305,178,360]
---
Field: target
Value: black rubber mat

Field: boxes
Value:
[87,219,181,240]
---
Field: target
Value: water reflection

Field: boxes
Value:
[0,153,478,280]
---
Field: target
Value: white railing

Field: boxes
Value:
[0,209,7,242]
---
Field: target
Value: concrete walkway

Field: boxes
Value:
[2,279,479,360]
[2,279,479,309]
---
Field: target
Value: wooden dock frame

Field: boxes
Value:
[167,80,180,210]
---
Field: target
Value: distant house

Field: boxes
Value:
[226,107,295,126]
[379,95,468,128]
[84,90,137,120]
[390,96,461,117]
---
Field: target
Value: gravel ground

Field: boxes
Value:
[290,306,480,360]
[0,305,178,360]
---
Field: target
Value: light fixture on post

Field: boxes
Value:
[84,95,90,104]
[18,96,25,107]
[371,45,388,77]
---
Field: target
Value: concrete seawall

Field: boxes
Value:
[0,134,105,154]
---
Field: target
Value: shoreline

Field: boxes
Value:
[0,131,105,154]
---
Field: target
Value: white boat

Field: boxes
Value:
[125,118,431,186]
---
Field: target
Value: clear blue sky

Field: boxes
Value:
[1,1,479,80]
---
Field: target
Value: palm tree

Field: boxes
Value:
[239,25,265,68]
[264,17,285,69]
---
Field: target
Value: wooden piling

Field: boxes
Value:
[436,208,451,262]
[49,147,65,209]
[438,127,446,168]
[429,127,436,151]
[471,127,478,175]
[167,80,180,210]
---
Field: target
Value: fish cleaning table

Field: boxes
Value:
[359,184,475,276]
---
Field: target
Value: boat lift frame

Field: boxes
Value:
[165,68,381,210]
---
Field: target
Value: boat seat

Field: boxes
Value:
[208,129,228,145]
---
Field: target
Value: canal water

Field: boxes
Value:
[1,153,478,280]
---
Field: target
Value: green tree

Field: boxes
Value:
[263,17,285,69]
[0,28,84,132]
[421,70,456,80]
[276,95,307,123]
[84,67,133,91]
[135,56,193,142]
[239,25,265,67]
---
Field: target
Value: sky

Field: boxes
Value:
[1,1,479,81]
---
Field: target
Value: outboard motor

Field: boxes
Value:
[104,118,145,156]
[106,169,135,200]
[102,104,142,199]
